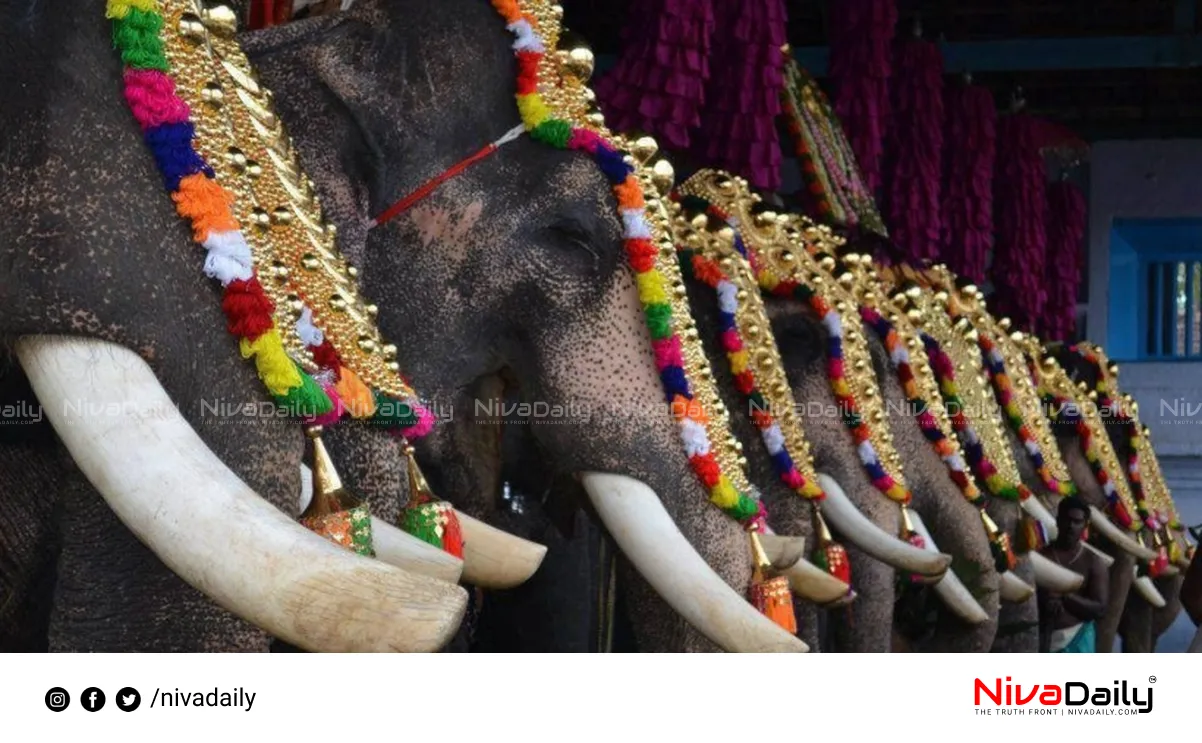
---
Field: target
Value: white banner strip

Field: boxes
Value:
[0,651,1196,741]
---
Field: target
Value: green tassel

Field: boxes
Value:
[729,494,760,523]
[532,119,573,149]
[645,303,674,339]
[113,9,168,71]
[274,368,334,417]
[371,391,420,428]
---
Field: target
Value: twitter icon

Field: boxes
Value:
[116,687,141,712]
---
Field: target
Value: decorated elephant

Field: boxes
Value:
[6,0,912,653]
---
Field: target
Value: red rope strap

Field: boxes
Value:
[372,125,525,228]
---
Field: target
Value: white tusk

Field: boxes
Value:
[1028,551,1085,593]
[302,463,545,589]
[778,556,855,606]
[1082,541,1115,567]
[456,512,548,589]
[1089,507,1158,561]
[815,473,951,578]
[759,534,807,571]
[1131,573,1167,608]
[999,570,1036,603]
[907,510,989,624]
[1022,496,1058,540]
[580,471,808,652]
[1161,564,1181,577]
[299,464,464,584]
[17,335,468,653]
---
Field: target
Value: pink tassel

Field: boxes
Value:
[884,38,944,265]
[939,81,995,285]
[123,69,192,130]
[653,336,685,369]
[307,384,346,427]
[720,329,742,351]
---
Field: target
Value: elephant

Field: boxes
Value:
[2,0,981,653]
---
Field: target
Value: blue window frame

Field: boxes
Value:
[1108,218,1202,361]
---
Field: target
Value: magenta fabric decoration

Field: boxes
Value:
[939,81,996,285]
[688,0,789,191]
[884,38,944,265]
[593,0,715,151]
[829,0,897,197]
[1043,180,1087,341]
[989,114,1048,333]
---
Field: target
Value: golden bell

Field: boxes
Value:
[629,133,659,165]
[651,158,676,195]
[200,5,238,36]
[300,425,374,557]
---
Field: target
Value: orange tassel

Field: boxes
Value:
[748,531,798,634]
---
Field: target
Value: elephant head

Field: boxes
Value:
[239,0,836,652]
[1,0,497,651]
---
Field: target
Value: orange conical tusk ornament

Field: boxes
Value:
[748,529,798,634]
[300,425,375,557]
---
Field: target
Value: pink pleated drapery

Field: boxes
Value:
[884,37,944,265]
[829,0,897,197]
[688,0,790,191]
[989,113,1048,333]
[1043,180,1087,341]
[939,81,996,285]
[592,0,715,151]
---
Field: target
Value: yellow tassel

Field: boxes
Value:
[748,531,798,634]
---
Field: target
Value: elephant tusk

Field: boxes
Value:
[1028,551,1085,593]
[1082,541,1116,568]
[16,335,468,653]
[1021,496,1058,540]
[907,510,989,625]
[579,471,808,652]
[759,534,807,571]
[1131,572,1167,608]
[815,473,952,579]
[455,512,548,589]
[999,571,1036,603]
[1089,508,1159,561]
[299,464,465,584]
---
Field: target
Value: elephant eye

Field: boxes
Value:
[544,218,602,269]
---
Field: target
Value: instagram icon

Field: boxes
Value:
[44,687,70,712]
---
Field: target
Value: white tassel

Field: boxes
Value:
[716,281,739,314]
[296,306,324,347]
[762,423,785,454]
[857,441,876,465]
[201,230,254,285]
[1024,439,1040,456]
[507,20,545,52]
[822,311,843,338]
[890,345,910,365]
[679,419,711,458]
[620,210,652,240]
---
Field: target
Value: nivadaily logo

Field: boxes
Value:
[974,677,1154,715]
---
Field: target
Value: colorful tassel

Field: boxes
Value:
[748,530,798,634]
[398,441,465,559]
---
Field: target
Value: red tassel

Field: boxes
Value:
[441,507,465,560]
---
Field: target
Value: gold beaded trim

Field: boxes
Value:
[166,0,412,397]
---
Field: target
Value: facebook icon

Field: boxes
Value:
[81,687,106,712]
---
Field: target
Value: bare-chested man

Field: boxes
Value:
[1038,496,1109,652]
